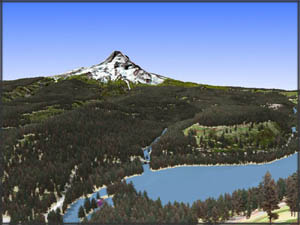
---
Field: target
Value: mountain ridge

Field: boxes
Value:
[50,51,167,88]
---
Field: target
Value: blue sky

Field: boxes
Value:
[3,3,297,90]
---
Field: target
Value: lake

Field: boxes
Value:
[64,153,297,222]
[64,109,297,222]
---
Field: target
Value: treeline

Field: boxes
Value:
[86,171,297,223]
[193,104,292,133]
[151,135,297,170]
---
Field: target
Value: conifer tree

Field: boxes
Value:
[211,206,219,223]
[33,213,46,224]
[286,174,297,216]
[91,198,98,209]
[276,178,286,201]
[260,171,279,223]
[47,210,57,224]
[55,208,63,223]
[78,205,85,219]
[241,189,248,214]
[96,192,100,199]
[224,193,233,216]
[84,198,91,213]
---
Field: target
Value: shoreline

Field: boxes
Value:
[83,194,114,222]
[43,195,65,221]
[63,171,144,221]
[122,172,144,181]
[149,152,297,172]
[4,147,296,223]
[62,184,108,222]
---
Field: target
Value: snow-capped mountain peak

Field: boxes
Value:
[51,51,167,88]
[103,50,129,64]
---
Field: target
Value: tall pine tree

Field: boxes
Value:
[260,171,279,224]
[286,173,297,216]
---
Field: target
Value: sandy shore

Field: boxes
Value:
[43,195,65,221]
[122,172,144,181]
[150,152,297,172]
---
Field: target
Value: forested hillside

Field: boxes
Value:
[1,76,297,223]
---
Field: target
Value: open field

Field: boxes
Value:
[280,91,297,104]
[232,204,297,223]
[183,121,282,151]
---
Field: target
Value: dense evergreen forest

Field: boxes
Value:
[1,76,297,222]
[86,171,298,223]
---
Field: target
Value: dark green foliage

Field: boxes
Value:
[91,198,98,209]
[47,210,60,224]
[276,178,286,201]
[96,192,100,199]
[78,206,85,219]
[286,173,297,216]
[32,213,46,224]
[84,198,91,213]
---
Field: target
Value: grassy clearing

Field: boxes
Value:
[183,121,282,151]
[280,91,297,97]
[159,78,233,90]
[22,105,65,123]
[2,77,55,102]
[284,218,297,223]
[249,206,296,223]
[280,91,297,104]
[199,84,230,90]
[253,89,273,93]
[158,78,200,87]
[64,74,102,86]
[71,100,101,109]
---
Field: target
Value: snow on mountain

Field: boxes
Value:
[50,51,167,88]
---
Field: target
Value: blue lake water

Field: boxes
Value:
[64,153,297,222]
[64,153,297,223]
[64,109,298,222]
[126,154,297,205]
